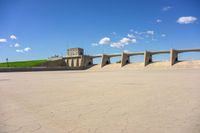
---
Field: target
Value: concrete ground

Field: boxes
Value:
[0,65,200,133]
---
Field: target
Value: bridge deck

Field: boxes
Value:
[177,48,200,53]
[150,50,170,55]
[126,52,144,56]
[107,54,121,57]
[91,55,102,58]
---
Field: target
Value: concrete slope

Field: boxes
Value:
[87,60,200,71]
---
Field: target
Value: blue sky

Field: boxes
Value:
[0,0,200,62]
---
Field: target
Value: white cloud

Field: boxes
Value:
[24,47,31,52]
[111,32,117,36]
[162,6,172,11]
[10,35,17,40]
[134,31,138,34]
[120,37,136,44]
[99,37,111,45]
[177,16,197,24]
[137,30,154,36]
[0,38,7,43]
[16,49,24,53]
[127,34,136,38]
[161,34,166,37]
[16,47,31,53]
[146,30,154,35]
[93,29,158,48]
[91,43,99,46]
[110,37,136,48]
[14,43,20,47]
[156,19,162,23]
[110,42,122,48]
[129,29,134,32]
[123,50,129,53]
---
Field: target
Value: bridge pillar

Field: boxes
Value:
[101,54,110,67]
[121,53,129,67]
[170,49,178,65]
[88,57,93,66]
[144,51,152,66]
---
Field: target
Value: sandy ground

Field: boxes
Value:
[1,62,200,133]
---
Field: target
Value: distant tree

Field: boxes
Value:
[48,54,60,59]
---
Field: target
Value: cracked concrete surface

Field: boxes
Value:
[0,68,200,133]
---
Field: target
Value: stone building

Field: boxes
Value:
[67,48,84,57]
[65,48,93,68]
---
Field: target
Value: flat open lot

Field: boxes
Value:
[0,68,200,133]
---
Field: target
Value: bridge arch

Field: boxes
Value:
[121,52,144,67]
[144,51,170,66]
[170,49,200,65]
[177,50,200,61]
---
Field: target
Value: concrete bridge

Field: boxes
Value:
[3,48,199,72]
[89,48,200,67]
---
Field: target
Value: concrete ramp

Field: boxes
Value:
[145,61,170,68]
[87,64,101,71]
[172,60,200,69]
[87,63,121,71]
[122,62,144,69]
[101,63,121,70]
